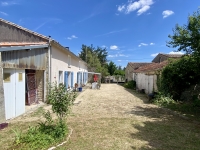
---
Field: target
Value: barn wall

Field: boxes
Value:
[1,48,47,70]
[136,73,154,94]
[0,21,47,43]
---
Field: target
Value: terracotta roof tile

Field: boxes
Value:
[159,53,183,58]
[128,62,152,70]
[0,42,48,47]
[134,61,168,73]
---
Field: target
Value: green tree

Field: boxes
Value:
[160,56,200,99]
[167,8,200,57]
[107,61,117,76]
[79,44,109,80]
[94,46,108,65]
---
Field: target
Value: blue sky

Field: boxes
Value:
[0,0,199,67]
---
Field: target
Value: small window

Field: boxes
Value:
[59,71,63,84]
[18,73,23,81]
[4,73,11,82]
[68,55,71,67]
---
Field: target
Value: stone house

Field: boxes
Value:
[125,62,151,82]
[133,61,168,94]
[152,53,183,63]
[0,18,88,123]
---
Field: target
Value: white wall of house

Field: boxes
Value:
[135,73,156,94]
[51,45,88,88]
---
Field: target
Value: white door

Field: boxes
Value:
[3,69,25,120]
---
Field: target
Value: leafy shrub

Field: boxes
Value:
[153,93,176,107]
[124,80,136,89]
[48,83,76,120]
[12,83,76,149]
[160,56,200,100]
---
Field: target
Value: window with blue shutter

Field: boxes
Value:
[64,71,68,89]
[71,72,74,88]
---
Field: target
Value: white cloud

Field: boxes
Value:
[101,45,107,48]
[0,11,8,16]
[119,54,125,56]
[162,10,174,18]
[117,5,125,12]
[71,35,77,38]
[169,51,184,54]
[150,42,155,45]
[137,5,150,16]
[67,35,78,40]
[1,1,17,6]
[151,53,159,57]
[117,60,122,62]
[108,55,117,57]
[118,0,154,15]
[110,45,119,50]
[138,42,148,47]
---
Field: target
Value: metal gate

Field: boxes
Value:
[26,73,37,105]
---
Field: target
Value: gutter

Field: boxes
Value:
[48,37,52,84]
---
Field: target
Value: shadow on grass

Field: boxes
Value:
[128,106,200,150]
[117,83,149,104]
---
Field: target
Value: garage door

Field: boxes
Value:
[3,69,25,120]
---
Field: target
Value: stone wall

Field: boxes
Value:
[36,70,44,102]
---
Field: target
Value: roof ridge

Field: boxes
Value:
[0,18,49,40]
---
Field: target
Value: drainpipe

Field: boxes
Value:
[48,36,52,84]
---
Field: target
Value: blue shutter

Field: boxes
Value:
[80,72,82,85]
[77,72,79,85]
[83,72,85,84]
[71,72,74,88]
[64,71,68,88]
[86,72,88,83]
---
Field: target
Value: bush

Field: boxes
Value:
[12,111,68,150]
[12,83,76,149]
[124,80,136,89]
[152,92,176,107]
[48,83,76,120]
[160,56,200,100]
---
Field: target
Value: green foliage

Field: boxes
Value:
[12,111,68,150]
[79,44,109,77]
[153,93,176,107]
[48,83,76,120]
[160,56,200,99]
[167,8,200,58]
[124,80,136,89]
[12,83,75,149]
[107,61,117,76]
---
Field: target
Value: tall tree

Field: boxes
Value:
[107,61,117,76]
[94,47,108,65]
[79,44,109,78]
[167,8,200,57]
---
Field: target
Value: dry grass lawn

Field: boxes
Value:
[0,84,200,150]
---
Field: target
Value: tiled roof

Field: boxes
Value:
[0,42,48,47]
[134,61,168,73]
[159,53,183,58]
[0,18,49,40]
[128,62,152,70]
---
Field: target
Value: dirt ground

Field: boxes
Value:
[62,84,200,150]
[71,84,158,120]
[1,84,200,150]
